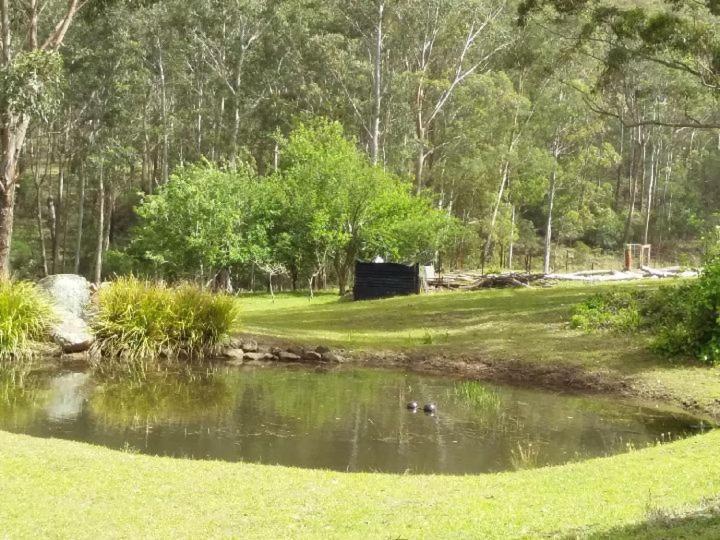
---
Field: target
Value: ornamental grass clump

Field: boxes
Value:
[93,277,239,372]
[0,281,53,360]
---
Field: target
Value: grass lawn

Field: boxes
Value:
[239,283,720,416]
[4,281,720,538]
[1,428,719,538]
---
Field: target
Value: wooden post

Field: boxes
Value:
[624,245,632,271]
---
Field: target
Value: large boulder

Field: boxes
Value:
[38,275,92,318]
[38,275,95,354]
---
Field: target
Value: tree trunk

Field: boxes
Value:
[623,129,644,245]
[414,77,426,193]
[94,162,105,284]
[35,185,48,277]
[231,88,240,168]
[508,204,515,271]
[52,166,64,273]
[643,142,658,245]
[0,181,16,278]
[74,166,86,274]
[103,193,114,253]
[370,2,384,166]
[0,115,30,277]
[484,159,510,261]
[47,196,57,273]
[544,146,560,275]
[157,38,170,185]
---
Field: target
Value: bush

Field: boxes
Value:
[571,256,720,365]
[651,258,720,364]
[93,277,240,371]
[0,280,53,360]
[570,290,644,333]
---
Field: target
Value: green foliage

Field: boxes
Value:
[93,277,239,373]
[131,120,455,292]
[273,119,455,289]
[572,255,720,365]
[571,289,644,333]
[132,163,274,277]
[0,281,53,360]
[0,50,63,118]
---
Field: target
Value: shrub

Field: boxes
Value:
[650,258,720,364]
[0,281,53,360]
[570,290,644,333]
[93,277,240,371]
[571,255,720,365]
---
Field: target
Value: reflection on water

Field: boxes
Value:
[46,373,89,422]
[0,364,708,474]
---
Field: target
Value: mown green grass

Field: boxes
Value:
[240,282,720,414]
[0,429,719,538]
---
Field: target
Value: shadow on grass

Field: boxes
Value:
[581,499,720,539]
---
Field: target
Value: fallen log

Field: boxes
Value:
[463,273,548,290]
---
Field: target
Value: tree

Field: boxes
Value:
[518,0,720,129]
[132,162,274,288]
[0,0,85,277]
[276,119,453,294]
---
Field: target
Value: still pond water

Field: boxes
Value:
[0,365,707,474]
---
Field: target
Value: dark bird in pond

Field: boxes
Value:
[406,401,419,410]
[423,403,436,414]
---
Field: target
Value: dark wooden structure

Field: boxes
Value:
[353,261,420,301]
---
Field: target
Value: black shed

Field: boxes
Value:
[353,261,420,301]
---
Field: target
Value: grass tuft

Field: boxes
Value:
[0,280,53,360]
[92,277,239,375]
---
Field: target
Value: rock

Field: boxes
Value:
[50,308,95,354]
[38,274,92,318]
[244,352,273,362]
[223,348,245,361]
[287,346,305,357]
[227,337,244,349]
[321,351,345,364]
[60,351,89,363]
[241,339,258,352]
[315,345,332,354]
[38,275,95,353]
[270,346,282,356]
[302,350,323,363]
[278,351,301,362]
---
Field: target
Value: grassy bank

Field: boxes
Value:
[1,429,719,538]
[240,282,720,417]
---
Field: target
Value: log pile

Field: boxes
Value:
[428,266,698,291]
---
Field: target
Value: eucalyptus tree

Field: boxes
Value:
[0,0,85,276]
[518,0,720,130]
[394,0,513,193]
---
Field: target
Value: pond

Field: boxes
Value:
[0,364,708,474]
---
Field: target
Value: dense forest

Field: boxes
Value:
[1,0,719,288]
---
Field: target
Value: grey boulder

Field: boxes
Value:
[38,274,95,354]
[38,274,91,318]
